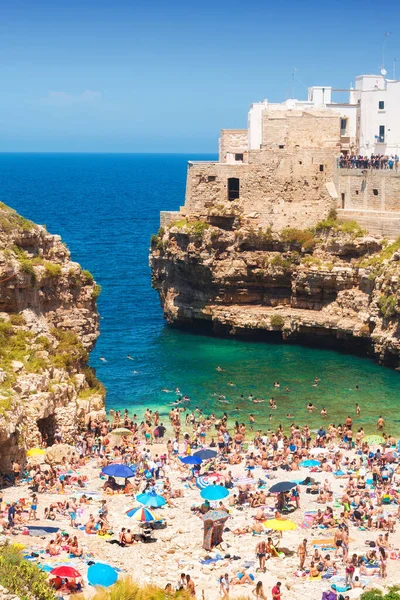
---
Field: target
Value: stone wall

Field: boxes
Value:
[219,129,248,162]
[262,109,341,150]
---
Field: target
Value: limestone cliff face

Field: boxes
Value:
[0,203,104,470]
[150,215,400,368]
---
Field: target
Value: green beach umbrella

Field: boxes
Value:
[362,435,384,445]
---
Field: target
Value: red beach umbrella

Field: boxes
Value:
[50,566,81,578]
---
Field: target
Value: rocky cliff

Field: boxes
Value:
[150,210,400,368]
[0,202,104,471]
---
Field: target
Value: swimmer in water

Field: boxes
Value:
[321,407,327,417]
[253,398,265,404]
[161,388,173,393]
[286,413,293,418]
[100,357,107,363]
[126,355,135,360]
[175,388,181,395]
[356,403,361,415]
[307,402,315,413]
[216,366,225,372]
[228,381,235,387]
[274,381,280,388]
[269,414,272,421]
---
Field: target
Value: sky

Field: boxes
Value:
[0,0,399,153]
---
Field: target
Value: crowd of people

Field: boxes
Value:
[1,391,400,599]
[338,154,399,170]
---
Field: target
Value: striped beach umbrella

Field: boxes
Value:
[196,473,225,489]
[125,506,156,521]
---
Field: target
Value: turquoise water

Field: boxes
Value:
[1,153,400,433]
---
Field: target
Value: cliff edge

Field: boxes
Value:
[150,210,400,368]
[0,202,104,471]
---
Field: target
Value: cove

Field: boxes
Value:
[0,153,399,434]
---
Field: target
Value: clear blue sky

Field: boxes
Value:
[0,0,398,152]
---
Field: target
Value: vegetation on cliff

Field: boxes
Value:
[0,545,56,600]
[0,201,104,465]
[150,212,400,367]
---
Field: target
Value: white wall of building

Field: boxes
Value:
[247,74,400,157]
[355,76,400,156]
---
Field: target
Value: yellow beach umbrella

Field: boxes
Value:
[264,518,297,531]
[362,435,384,445]
[27,448,46,457]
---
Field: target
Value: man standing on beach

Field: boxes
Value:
[297,538,307,570]
[271,581,281,600]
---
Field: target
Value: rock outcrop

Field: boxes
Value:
[150,212,400,368]
[0,203,104,471]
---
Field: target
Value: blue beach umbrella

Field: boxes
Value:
[200,485,229,501]
[136,491,166,507]
[268,481,296,494]
[88,563,118,588]
[299,459,321,468]
[193,449,218,460]
[102,464,135,478]
[180,455,202,465]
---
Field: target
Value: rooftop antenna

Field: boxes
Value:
[382,31,391,70]
[292,67,297,99]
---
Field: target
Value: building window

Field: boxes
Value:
[373,189,379,196]
[227,178,240,201]
[379,101,385,110]
[355,190,359,195]
[340,118,347,136]
[207,176,216,182]
[341,193,345,209]
[379,125,385,142]
[279,145,285,149]
[234,153,244,162]
[319,165,324,172]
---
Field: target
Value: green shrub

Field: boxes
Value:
[270,314,284,329]
[44,262,62,278]
[81,269,94,284]
[50,328,88,369]
[189,220,209,237]
[377,294,397,318]
[0,544,56,600]
[9,313,25,326]
[93,284,102,299]
[280,227,315,251]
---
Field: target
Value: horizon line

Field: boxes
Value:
[0,151,218,155]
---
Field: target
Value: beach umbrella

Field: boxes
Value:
[299,459,321,468]
[136,491,166,507]
[87,563,118,588]
[111,428,132,436]
[264,518,297,532]
[200,485,229,501]
[102,464,135,478]
[27,448,46,457]
[50,566,81,579]
[125,506,157,521]
[179,455,202,465]
[268,481,296,494]
[193,449,218,460]
[196,473,225,489]
[363,435,384,445]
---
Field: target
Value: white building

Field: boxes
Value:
[248,73,400,157]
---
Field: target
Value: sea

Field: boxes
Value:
[1,152,400,434]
